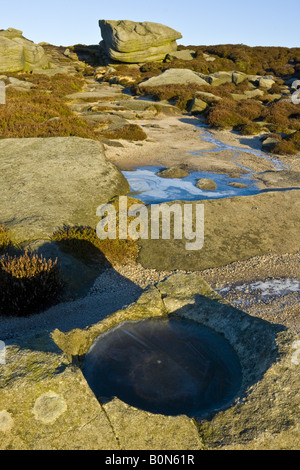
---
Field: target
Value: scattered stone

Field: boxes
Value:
[231,93,251,101]
[138,190,300,271]
[232,71,248,85]
[102,138,125,148]
[33,392,67,424]
[99,20,182,63]
[258,77,275,89]
[261,136,281,151]
[0,411,14,432]
[189,98,208,114]
[139,68,208,88]
[196,178,217,191]
[291,80,300,90]
[203,53,216,62]
[63,48,78,61]
[194,91,222,103]
[204,71,234,86]
[0,137,129,242]
[6,76,35,89]
[255,170,300,190]
[165,49,195,61]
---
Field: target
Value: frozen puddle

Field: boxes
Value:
[123,166,261,204]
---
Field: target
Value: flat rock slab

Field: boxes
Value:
[1,273,298,449]
[0,137,129,242]
[138,190,300,270]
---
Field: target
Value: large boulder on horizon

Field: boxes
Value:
[0,137,130,242]
[99,19,182,63]
[0,28,50,73]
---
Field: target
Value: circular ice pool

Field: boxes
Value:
[82,318,242,417]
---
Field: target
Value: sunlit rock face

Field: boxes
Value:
[0,28,50,73]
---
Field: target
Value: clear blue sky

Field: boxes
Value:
[1,0,299,48]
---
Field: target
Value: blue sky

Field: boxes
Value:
[1,0,299,48]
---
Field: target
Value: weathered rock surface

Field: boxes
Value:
[99,20,182,63]
[0,28,50,73]
[261,136,281,151]
[0,137,129,242]
[1,273,298,449]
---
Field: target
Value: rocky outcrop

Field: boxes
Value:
[156,167,189,178]
[0,137,129,242]
[0,28,50,73]
[99,20,182,63]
